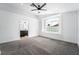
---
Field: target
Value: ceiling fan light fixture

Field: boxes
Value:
[30,3,47,13]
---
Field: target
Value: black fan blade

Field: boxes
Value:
[41,9,47,11]
[32,3,38,9]
[40,3,46,9]
[31,9,37,11]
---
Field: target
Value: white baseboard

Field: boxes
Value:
[0,37,20,44]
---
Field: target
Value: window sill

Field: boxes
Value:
[42,31,61,34]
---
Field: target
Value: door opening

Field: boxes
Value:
[19,20,29,37]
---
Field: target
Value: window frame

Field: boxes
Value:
[41,14,62,34]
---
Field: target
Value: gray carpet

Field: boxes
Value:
[0,36,79,55]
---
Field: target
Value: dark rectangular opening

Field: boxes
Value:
[20,30,28,37]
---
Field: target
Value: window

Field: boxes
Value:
[42,15,61,34]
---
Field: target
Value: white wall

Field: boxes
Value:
[28,17,39,37]
[19,17,39,38]
[78,11,79,46]
[62,11,78,43]
[0,10,25,43]
[19,20,28,30]
[39,11,78,44]
[0,10,39,43]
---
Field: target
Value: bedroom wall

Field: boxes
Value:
[39,11,78,44]
[78,11,79,46]
[0,10,39,43]
[62,11,78,43]
[28,17,39,37]
[0,10,23,43]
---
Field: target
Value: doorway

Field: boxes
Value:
[19,20,29,37]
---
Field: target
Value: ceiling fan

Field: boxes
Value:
[30,3,47,13]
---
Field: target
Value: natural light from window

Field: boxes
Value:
[42,14,61,34]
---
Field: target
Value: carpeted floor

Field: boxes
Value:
[0,36,79,55]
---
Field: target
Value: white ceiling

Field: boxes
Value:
[28,3,79,15]
[0,3,79,15]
